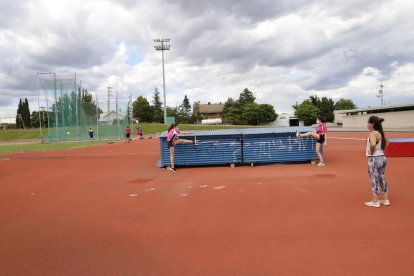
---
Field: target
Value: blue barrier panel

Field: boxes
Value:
[241,127,318,164]
[159,129,243,167]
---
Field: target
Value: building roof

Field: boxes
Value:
[337,102,414,114]
[198,103,224,114]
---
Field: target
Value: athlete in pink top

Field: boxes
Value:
[298,115,328,166]
[166,123,194,172]
[125,126,131,143]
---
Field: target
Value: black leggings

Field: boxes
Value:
[316,134,325,144]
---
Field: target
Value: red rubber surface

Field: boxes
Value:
[1,132,414,275]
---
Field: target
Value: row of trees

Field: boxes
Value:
[131,88,357,126]
[222,88,278,125]
[293,96,357,125]
[132,88,203,124]
[16,89,357,128]
[16,98,32,128]
[14,89,100,129]
[132,88,278,126]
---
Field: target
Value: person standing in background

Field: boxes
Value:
[88,128,94,142]
[364,116,390,208]
[125,126,131,143]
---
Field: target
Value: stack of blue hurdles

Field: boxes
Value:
[159,127,318,168]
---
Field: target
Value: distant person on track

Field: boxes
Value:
[136,127,143,140]
[364,116,390,208]
[88,128,94,142]
[297,115,328,166]
[167,123,195,172]
[125,126,131,143]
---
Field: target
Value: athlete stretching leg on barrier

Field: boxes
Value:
[297,115,328,166]
[167,123,195,172]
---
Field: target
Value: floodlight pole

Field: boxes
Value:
[153,38,170,124]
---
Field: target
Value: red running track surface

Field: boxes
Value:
[1,131,414,275]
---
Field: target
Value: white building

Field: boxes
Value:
[337,102,414,129]
[264,113,304,127]
[98,110,126,124]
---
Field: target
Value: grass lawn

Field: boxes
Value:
[0,141,109,155]
[0,123,259,141]
[0,123,261,154]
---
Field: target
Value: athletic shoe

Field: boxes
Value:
[364,201,381,208]
[311,160,317,165]
[168,167,176,172]
[379,199,390,206]
[317,162,325,167]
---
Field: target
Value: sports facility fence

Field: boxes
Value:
[37,73,132,142]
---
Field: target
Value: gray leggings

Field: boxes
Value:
[368,156,388,196]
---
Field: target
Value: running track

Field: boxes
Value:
[1,132,414,275]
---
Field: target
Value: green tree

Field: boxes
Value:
[241,103,278,125]
[335,98,357,110]
[80,89,100,124]
[223,100,244,125]
[22,98,32,128]
[242,103,261,125]
[307,95,335,122]
[30,110,49,128]
[133,96,153,122]
[239,88,256,105]
[294,101,321,126]
[152,87,163,123]
[16,99,23,128]
[222,89,278,125]
[318,97,335,122]
[222,97,234,113]
[166,106,178,118]
[177,95,192,123]
[259,104,278,124]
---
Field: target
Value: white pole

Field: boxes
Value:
[161,44,167,124]
[37,73,42,142]
[96,92,99,140]
[116,92,120,139]
[54,72,58,141]
[76,74,79,140]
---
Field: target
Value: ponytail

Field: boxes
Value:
[368,116,386,150]
[168,123,177,132]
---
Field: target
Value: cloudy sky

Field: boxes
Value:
[1,0,414,119]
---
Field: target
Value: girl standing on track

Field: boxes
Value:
[125,126,131,143]
[364,116,390,208]
[297,115,328,166]
[167,123,194,172]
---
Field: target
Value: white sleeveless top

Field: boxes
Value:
[366,135,384,157]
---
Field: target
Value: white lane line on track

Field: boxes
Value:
[214,186,226,190]
[328,136,366,141]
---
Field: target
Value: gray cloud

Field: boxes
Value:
[1,0,414,117]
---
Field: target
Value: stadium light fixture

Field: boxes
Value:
[153,38,170,124]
